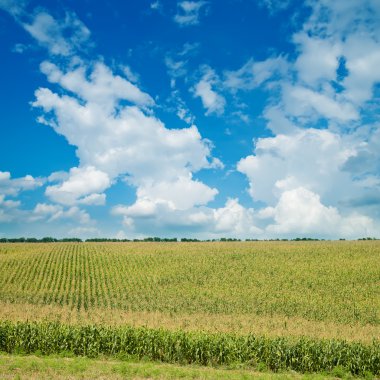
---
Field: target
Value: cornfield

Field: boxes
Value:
[0,321,379,376]
[0,241,379,375]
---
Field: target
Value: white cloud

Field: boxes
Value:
[113,198,262,238]
[48,171,69,183]
[12,43,28,53]
[305,0,380,38]
[224,0,380,130]
[6,1,379,240]
[45,166,110,206]
[259,0,292,14]
[113,199,158,219]
[122,65,140,84]
[265,187,376,239]
[231,0,380,239]
[174,1,207,26]
[212,199,261,235]
[0,195,20,209]
[40,61,154,110]
[166,89,195,125]
[0,180,92,226]
[150,1,161,10]
[0,171,44,196]
[237,123,380,238]
[237,128,360,206]
[299,0,380,110]
[28,12,221,221]
[112,175,219,232]
[0,194,21,222]
[224,56,289,92]
[31,203,91,224]
[0,0,27,17]
[0,171,42,223]
[293,32,341,86]
[282,84,359,122]
[164,44,200,124]
[22,11,90,56]
[68,226,99,238]
[342,35,380,105]
[165,57,188,79]
[136,175,218,210]
[193,67,225,115]
[177,105,195,124]
[2,4,223,233]
[34,84,216,181]
[262,106,297,135]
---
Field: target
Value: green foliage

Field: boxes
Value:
[0,321,379,376]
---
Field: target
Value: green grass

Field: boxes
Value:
[0,354,369,379]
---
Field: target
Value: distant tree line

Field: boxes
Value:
[86,237,178,242]
[0,236,378,243]
[0,237,82,243]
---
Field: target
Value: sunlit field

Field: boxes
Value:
[0,241,379,376]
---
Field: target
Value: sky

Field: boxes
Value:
[0,0,379,240]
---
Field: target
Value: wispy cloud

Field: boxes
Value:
[193,66,226,115]
[174,1,208,26]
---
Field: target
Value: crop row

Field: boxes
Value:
[0,321,379,376]
[1,242,380,326]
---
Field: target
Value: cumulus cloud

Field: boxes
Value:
[238,128,362,205]
[301,0,380,111]
[293,33,341,86]
[262,106,297,135]
[27,9,221,222]
[221,0,380,131]
[0,194,21,222]
[33,60,216,182]
[3,5,225,236]
[31,203,91,224]
[342,35,380,105]
[227,0,380,239]
[0,172,92,226]
[136,176,218,210]
[45,166,110,206]
[113,197,262,238]
[174,1,207,26]
[264,187,376,239]
[112,175,220,232]
[39,61,154,110]
[0,171,44,196]
[4,1,380,239]
[212,199,261,235]
[282,84,359,122]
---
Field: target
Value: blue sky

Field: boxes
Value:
[0,0,379,239]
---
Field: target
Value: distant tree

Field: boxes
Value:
[41,237,57,243]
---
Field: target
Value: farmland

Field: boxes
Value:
[0,241,379,376]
